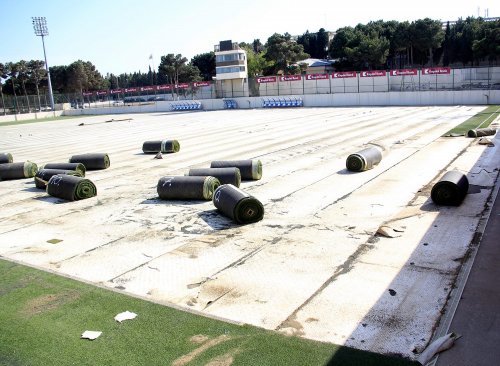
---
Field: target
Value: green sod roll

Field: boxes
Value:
[34,169,83,189]
[69,153,110,170]
[213,184,264,224]
[157,176,220,200]
[187,167,241,187]
[466,128,497,138]
[431,171,469,206]
[210,159,262,180]
[0,162,38,181]
[42,162,86,176]
[46,175,97,201]
[142,140,180,153]
[0,153,13,164]
[346,146,383,172]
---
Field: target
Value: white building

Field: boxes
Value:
[214,40,249,97]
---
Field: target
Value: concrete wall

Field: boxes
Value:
[58,89,500,117]
[0,110,64,124]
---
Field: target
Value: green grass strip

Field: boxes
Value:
[0,115,85,127]
[0,259,418,366]
[444,105,500,136]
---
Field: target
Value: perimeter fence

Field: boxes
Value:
[1,66,499,114]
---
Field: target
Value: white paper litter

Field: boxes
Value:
[417,332,461,365]
[114,310,137,323]
[81,330,102,340]
[376,225,405,238]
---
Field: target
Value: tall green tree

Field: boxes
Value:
[0,62,7,115]
[191,52,215,81]
[410,18,444,66]
[158,54,188,85]
[264,33,309,74]
[239,44,270,77]
[5,62,19,113]
[27,60,46,111]
[17,60,31,111]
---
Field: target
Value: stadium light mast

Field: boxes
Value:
[32,17,55,111]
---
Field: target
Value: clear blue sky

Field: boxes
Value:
[1,0,497,76]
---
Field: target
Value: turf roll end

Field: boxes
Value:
[0,162,38,180]
[213,184,264,224]
[69,153,110,170]
[431,171,469,206]
[346,147,383,172]
[0,153,13,164]
[46,175,97,201]
[466,128,496,138]
[157,176,220,200]
[143,140,180,153]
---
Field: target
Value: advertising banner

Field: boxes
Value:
[332,71,357,78]
[257,76,277,83]
[360,70,386,77]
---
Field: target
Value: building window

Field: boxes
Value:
[216,66,246,74]
[216,53,245,63]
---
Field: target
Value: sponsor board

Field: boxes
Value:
[332,71,357,78]
[422,67,451,75]
[257,76,277,83]
[390,69,418,76]
[360,70,386,77]
[280,75,302,82]
[306,73,328,80]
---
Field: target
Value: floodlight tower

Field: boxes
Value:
[32,17,55,111]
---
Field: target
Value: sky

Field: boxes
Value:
[1,0,497,76]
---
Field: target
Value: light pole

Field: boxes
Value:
[32,17,55,111]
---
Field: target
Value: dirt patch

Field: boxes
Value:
[20,290,81,317]
[190,334,210,344]
[172,334,231,366]
[205,349,240,366]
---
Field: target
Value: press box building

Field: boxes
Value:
[214,40,249,98]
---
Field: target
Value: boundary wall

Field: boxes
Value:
[60,90,500,117]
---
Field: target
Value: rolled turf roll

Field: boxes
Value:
[69,153,110,170]
[42,162,86,176]
[466,128,497,138]
[213,184,264,224]
[210,160,262,180]
[46,174,97,201]
[187,167,241,187]
[431,170,469,206]
[0,162,38,181]
[346,146,383,172]
[0,153,13,164]
[142,140,180,153]
[34,169,83,189]
[157,176,220,200]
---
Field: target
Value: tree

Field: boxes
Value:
[410,18,445,66]
[264,33,309,74]
[66,60,105,101]
[5,62,19,113]
[17,60,32,111]
[191,52,215,81]
[239,44,270,77]
[28,60,46,111]
[392,21,411,68]
[158,54,188,85]
[316,28,329,59]
[0,63,7,115]
[471,19,500,64]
